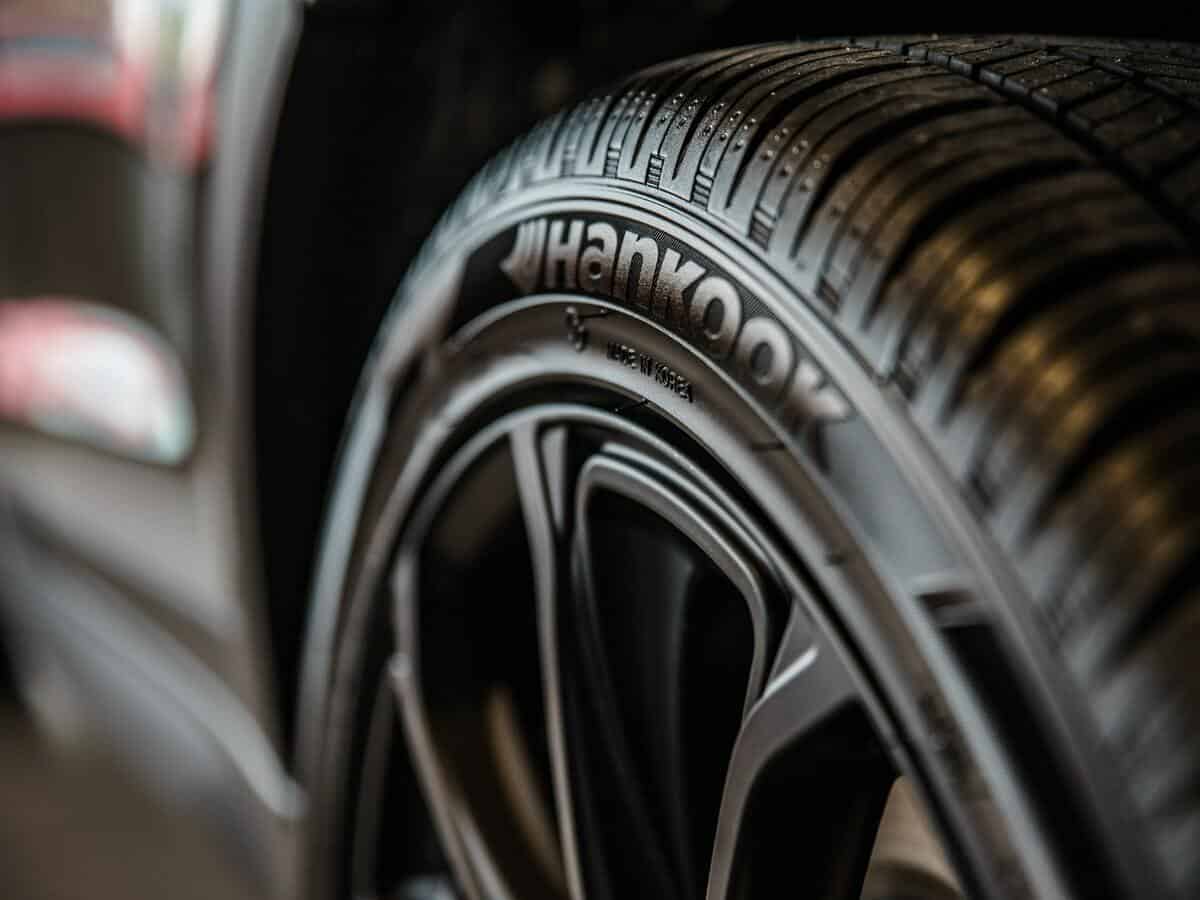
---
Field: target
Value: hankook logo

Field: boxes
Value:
[499,216,850,428]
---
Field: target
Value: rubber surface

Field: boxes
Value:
[369,36,1200,898]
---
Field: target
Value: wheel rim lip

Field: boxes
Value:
[385,398,877,900]
[384,403,801,900]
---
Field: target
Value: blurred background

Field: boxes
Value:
[0,1,1192,898]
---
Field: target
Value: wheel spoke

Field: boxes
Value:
[385,411,905,900]
[510,422,586,900]
[389,560,496,900]
[565,488,695,900]
[351,670,399,898]
[706,608,893,900]
[562,453,784,900]
[354,666,461,900]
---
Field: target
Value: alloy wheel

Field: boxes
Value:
[346,397,965,900]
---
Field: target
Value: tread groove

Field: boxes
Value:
[719,61,916,210]
[851,36,1200,245]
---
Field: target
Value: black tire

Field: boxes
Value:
[299,36,1200,900]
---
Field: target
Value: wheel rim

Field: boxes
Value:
[348,393,964,900]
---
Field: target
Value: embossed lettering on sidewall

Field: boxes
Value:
[499,216,850,428]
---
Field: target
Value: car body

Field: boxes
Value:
[0,3,299,896]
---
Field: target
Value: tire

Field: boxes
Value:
[298,36,1200,900]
